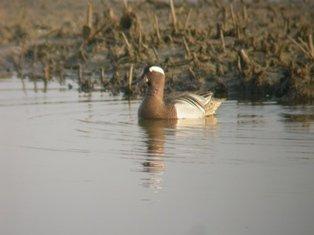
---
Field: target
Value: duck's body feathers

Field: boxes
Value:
[174,92,221,119]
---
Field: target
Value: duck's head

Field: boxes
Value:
[141,65,165,96]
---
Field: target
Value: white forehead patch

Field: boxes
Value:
[149,66,165,75]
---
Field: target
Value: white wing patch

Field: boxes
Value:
[149,66,165,75]
[174,92,221,119]
[175,101,205,119]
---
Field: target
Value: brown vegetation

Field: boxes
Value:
[0,0,313,102]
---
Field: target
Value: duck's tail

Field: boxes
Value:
[204,98,223,116]
[196,91,223,116]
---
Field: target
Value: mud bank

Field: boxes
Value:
[0,0,313,102]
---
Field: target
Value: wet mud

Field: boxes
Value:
[0,0,313,102]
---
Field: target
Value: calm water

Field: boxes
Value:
[1,78,314,235]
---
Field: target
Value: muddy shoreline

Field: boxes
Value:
[0,0,313,102]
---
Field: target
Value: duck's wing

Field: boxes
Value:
[172,92,221,118]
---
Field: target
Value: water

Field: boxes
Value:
[0,78,314,235]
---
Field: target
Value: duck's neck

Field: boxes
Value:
[146,86,164,101]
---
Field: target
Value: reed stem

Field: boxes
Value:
[230,4,236,29]
[308,34,314,59]
[87,0,93,29]
[121,32,133,56]
[128,64,133,91]
[101,67,105,84]
[170,0,177,32]
[239,49,251,68]
[152,47,160,61]
[183,37,191,58]
[288,36,312,59]
[123,0,128,10]
[242,5,248,22]
[217,23,225,52]
[44,64,50,81]
[154,14,162,42]
[78,64,83,85]
[184,9,192,30]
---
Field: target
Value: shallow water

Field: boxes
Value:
[0,78,314,235]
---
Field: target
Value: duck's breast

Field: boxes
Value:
[138,97,167,119]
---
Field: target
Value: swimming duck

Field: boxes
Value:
[138,66,222,119]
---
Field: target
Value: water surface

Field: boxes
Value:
[0,78,314,235]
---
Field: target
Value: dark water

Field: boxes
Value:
[1,78,314,235]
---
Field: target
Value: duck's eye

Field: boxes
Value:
[144,76,151,86]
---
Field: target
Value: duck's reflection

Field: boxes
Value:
[139,119,176,191]
[139,119,177,163]
[138,116,218,191]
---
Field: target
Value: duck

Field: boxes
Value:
[138,65,222,119]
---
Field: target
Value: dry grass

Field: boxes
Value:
[0,0,313,102]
